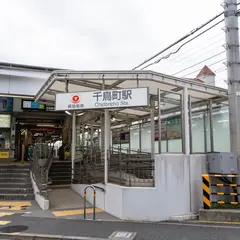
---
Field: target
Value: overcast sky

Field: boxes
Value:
[0,0,224,80]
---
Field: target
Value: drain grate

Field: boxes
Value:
[0,225,28,233]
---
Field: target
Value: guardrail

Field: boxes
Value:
[202,173,240,209]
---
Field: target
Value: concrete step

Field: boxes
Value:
[0,188,33,194]
[0,193,35,200]
[0,165,30,169]
[50,179,72,185]
[0,172,29,177]
[51,162,71,166]
[49,167,71,172]
[0,177,31,183]
[199,209,240,222]
[50,176,71,180]
[0,182,33,188]
[0,168,30,172]
[49,172,71,176]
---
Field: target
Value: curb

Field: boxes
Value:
[0,232,107,240]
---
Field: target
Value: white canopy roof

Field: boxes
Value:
[35,70,228,123]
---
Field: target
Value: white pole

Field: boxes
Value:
[71,111,76,181]
[184,87,190,155]
[104,110,110,183]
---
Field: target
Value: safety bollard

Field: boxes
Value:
[83,185,96,220]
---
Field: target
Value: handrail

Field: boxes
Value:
[92,185,105,192]
[31,143,53,199]
[110,146,151,155]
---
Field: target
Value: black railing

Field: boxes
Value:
[73,146,104,184]
[73,146,155,187]
[108,147,155,187]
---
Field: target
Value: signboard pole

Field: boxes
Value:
[71,111,76,181]
[104,110,110,183]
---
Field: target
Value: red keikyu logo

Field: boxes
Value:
[72,95,80,103]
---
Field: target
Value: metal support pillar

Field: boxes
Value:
[150,99,155,158]
[71,111,76,181]
[104,110,110,183]
[157,88,162,153]
[223,0,240,161]
[82,125,85,147]
[183,87,190,155]
[189,96,193,154]
[203,111,208,153]
[97,128,100,149]
[101,115,105,154]
[90,123,93,161]
[139,122,142,152]
[209,100,214,152]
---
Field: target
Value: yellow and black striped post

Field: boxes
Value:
[202,174,211,209]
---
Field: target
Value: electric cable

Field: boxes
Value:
[132,12,224,70]
[159,30,224,65]
[173,51,225,76]
[168,37,224,64]
[140,19,224,70]
[181,58,226,78]
[164,42,225,74]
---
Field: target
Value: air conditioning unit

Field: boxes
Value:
[207,152,238,174]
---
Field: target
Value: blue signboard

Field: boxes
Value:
[0,97,13,112]
[22,100,46,111]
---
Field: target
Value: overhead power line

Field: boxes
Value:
[173,51,225,76]
[181,58,225,78]
[132,11,224,70]
[166,36,224,64]
[161,40,224,73]
[140,19,224,70]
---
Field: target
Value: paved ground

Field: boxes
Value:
[0,192,119,221]
[0,192,240,239]
[48,188,92,210]
[0,213,240,239]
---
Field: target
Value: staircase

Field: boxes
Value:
[0,165,34,200]
[49,161,72,187]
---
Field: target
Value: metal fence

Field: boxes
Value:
[73,146,155,187]
[108,147,155,187]
[73,146,104,184]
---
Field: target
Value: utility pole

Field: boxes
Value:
[223,0,240,166]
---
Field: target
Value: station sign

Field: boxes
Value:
[55,87,149,111]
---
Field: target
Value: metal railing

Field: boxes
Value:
[73,146,155,187]
[30,143,53,199]
[73,146,104,184]
[108,147,155,187]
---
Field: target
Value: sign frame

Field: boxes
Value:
[54,87,149,111]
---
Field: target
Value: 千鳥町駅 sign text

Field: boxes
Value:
[55,87,148,111]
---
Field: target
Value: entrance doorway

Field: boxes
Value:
[14,111,65,162]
